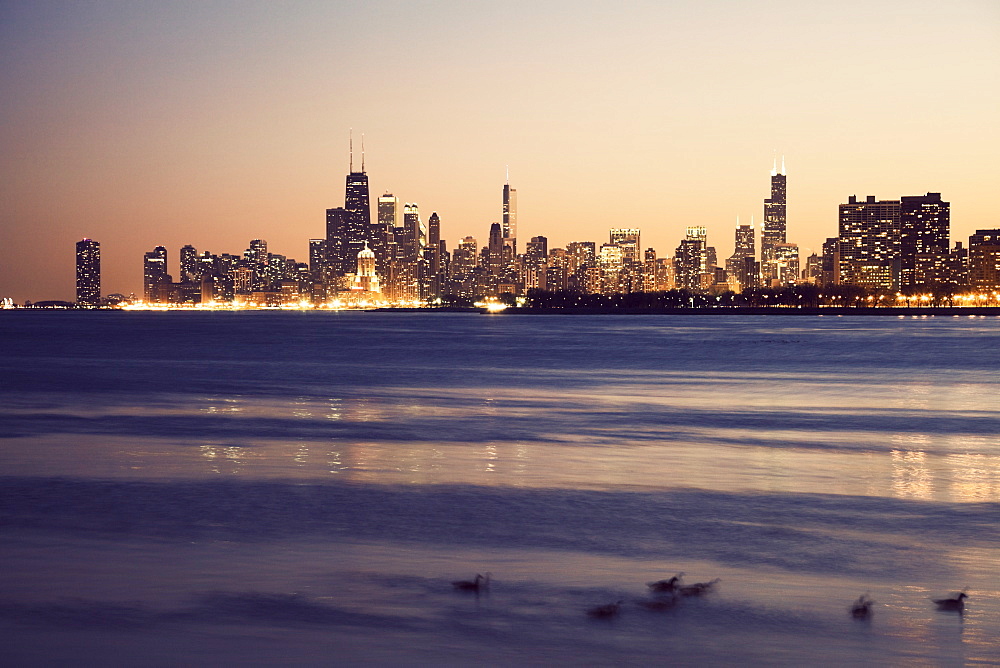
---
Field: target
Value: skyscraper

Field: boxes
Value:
[502,174,517,270]
[341,134,372,275]
[761,158,787,284]
[75,238,100,306]
[725,216,757,291]
[143,246,169,302]
[376,192,399,276]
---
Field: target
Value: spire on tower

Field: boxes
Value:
[349,128,353,173]
[361,133,365,173]
[770,152,777,177]
[505,164,509,185]
[750,214,755,229]
[781,155,786,175]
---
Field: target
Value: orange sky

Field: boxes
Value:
[1,1,998,302]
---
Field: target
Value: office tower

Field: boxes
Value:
[376,192,399,275]
[486,222,503,279]
[761,158,787,283]
[325,207,354,277]
[725,217,756,291]
[400,204,425,257]
[502,174,517,262]
[246,238,269,290]
[969,229,1000,290]
[838,195,901,290]
[773,242,800,285]
[427,212,441,273]
[609,229,641,264]
[75,239,101,306]
[731,215,754,288]
[452,236,479,275]
[804,253,823,283]
[179,244,199,282]
[899,193,950,289]
[598,244,625,294]
[143,246,169,302]
[674,227,709,292]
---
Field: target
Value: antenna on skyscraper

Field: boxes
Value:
[781,155,786,175]
[771,151,777,177]
[362,133,366,173]
[506,164,509,185]
[750,214,755,229]
[349,128,354,173]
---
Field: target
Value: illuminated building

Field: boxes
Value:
[761,158,787,284]
[773,242,800,285]
[75,238,101,306]
[838,195,900,291]
[725,217,756,291]
[674,226,709,292]
[376,192,399,276]
[502,173,517,270]
[143,246,169,302]
[899,193,950,289]
[969,229,1000,290]
[351,244,381,294]
[609,229,641,265]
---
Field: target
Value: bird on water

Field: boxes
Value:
[647,573,685,593]
[850,594,874,619]
[932,591,967,612]
[452,573,491,592]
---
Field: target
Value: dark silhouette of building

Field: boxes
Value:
[75,238,101,306]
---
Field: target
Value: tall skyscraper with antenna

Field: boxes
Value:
[761,157,787,285]
[502,170,517,273]
[328,132,374,281]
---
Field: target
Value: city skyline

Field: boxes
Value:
[2,1,998,302]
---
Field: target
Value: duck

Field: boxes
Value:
[647,573,685,593]
[850,594,874,619]
[452,572,491,592]
[678,578,720,596]
[586,600,624,618]
[932,591,967,612]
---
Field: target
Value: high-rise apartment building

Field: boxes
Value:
[838,195,901,291]
[761,159,787,284]
[75,239,101,306]
[899,193,950,289]
[969,229,1000,290]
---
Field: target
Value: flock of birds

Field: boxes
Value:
[451,572,971,620]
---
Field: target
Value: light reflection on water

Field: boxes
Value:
[2,314,1000,664]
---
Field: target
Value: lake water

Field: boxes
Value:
[1,311,998,666]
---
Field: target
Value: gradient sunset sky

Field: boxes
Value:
[1,0,998,302]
